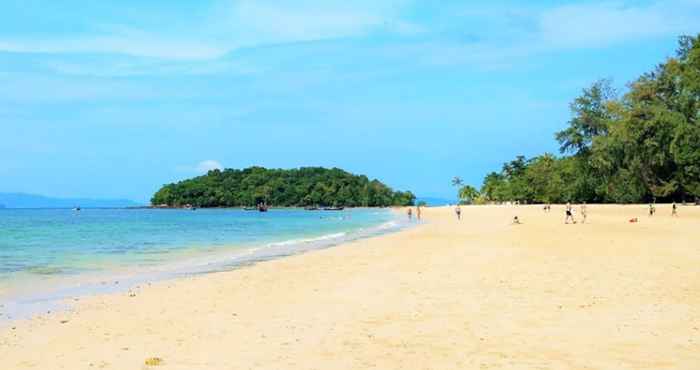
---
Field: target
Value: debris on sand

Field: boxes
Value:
[144,357,163,366]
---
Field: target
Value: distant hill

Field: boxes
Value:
[416,197,458,206]
[0,193,141,209]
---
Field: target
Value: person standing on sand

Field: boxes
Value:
[416,206,422,220]
[565,202,575,224]
[581,202,588,224]
[649,203,656,216]
[407,207,413,220]
[455,205,462,220]
[672,202,678,217]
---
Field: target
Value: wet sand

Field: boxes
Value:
[1,204,698,369]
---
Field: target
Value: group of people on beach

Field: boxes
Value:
[406,205,422,221]
[515,202,587,224]
[648,202,679,217]
[515,202,588,225]
[408,203,464,221]
[410,201,681,224]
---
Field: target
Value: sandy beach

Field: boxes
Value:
[1,204,699,369]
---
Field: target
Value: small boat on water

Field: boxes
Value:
[246,203,269,212]
[322,206,344,211]
[304,206,319,211]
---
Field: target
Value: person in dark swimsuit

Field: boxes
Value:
[565,202,575,224]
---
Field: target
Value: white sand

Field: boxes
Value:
[1,204,698,369]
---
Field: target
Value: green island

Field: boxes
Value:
[464,35,700,204]
[151,166,415,208]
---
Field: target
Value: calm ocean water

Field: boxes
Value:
[0,208,403,320]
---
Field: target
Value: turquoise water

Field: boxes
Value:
[0,208,402,320]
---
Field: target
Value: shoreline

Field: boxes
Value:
[1,205,698,369]
[0,212,411,325]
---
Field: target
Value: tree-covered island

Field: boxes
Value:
[151,167,415,208]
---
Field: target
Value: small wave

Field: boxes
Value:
[373,220,400,231]
[267,232,348,247]
[26,266,64,275]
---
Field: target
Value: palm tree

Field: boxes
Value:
[451,176,463,187]
[459,185,480,205]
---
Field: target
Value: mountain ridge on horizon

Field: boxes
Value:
[0,192,142,209]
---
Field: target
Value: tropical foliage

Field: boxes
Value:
[151,166,415,207]
[458,185,480,204]
[477,35,700,204]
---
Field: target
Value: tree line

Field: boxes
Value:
[461,35,700,204]
[151,166,415,207]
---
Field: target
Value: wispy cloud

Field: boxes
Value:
[1,0,698,78]
[175,160,224,175]
[537,1,700,48]
[196,160,224,173]
[0,35,227,60]
[0,0,415,60]
[372,0,700,70]
[219,1,391,42]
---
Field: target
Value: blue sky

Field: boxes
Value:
[2,0,699,203]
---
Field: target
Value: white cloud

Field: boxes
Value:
[224,1,386,42]
[175,160,224,174]
[196,160,224,173]
[389,0,700,70]
[0,36,227,60]
[0,0,414,60]
[1,0,697,69]
[537,1,700,48]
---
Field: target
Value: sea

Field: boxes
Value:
[0,207,405,321]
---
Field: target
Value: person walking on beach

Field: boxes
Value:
[565,202,575,224]
[581,202,588,224]
[416,206,422,220]
[407,207,413,220]
[455,205,462,220]
[648,202,656,216]
[672,202,678,217]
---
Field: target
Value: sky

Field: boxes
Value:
[1,0,699,203]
